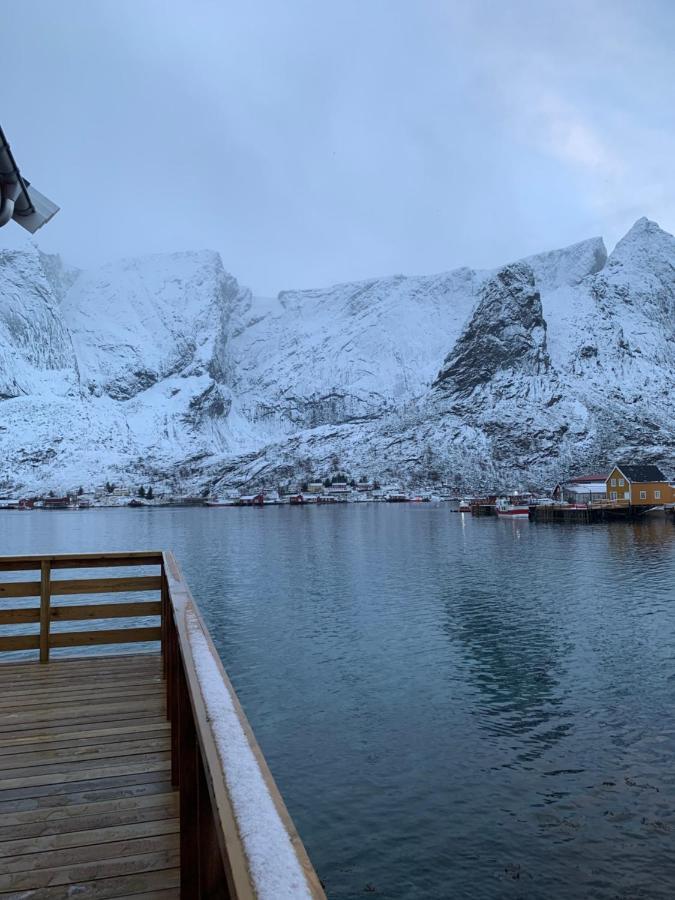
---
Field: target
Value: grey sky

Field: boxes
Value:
[4,0,675,295]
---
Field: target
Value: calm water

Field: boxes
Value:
[2,505,675,899]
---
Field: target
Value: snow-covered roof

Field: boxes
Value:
[566,482,606,493]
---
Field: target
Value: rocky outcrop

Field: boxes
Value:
[433,263,551,396]
[427,263,583,473]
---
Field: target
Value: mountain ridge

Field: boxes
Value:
[1,219,673,494]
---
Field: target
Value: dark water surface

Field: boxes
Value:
[2,505,675,899]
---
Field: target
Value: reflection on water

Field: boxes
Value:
[1,507,675,899]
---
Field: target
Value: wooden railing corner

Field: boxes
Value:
[0,550,325,900]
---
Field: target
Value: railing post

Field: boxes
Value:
[170,613,180,788]
[199,761,229,897]
[179,665,199,898]
[161,571,168,679]
[39,559,51,663]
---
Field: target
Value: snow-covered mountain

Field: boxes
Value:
[1,217,674,494]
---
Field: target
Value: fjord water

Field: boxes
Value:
[3,505,675,900]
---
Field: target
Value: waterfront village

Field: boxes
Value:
[1,462,674,521]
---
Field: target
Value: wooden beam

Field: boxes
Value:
[0,683,162,713]
[0,739,172,774]
[0,768,170,806]
[39,560,51,663]
[0,789,175,827]
[0,818,179,858]
[179,668,199,898]
[0,758,171,792]
[0,832,179,877]
[0,608,40,624]
[50,601,162,621]
[0,581,41,597]
[0,721,170,753]
[0,697,165,730]
[49,627,162,648]
[50,575,162,596]
[0,867,180,897]
[198,752,227,896]
[0,652,160,676]
[0,551,163,572]
[0,634,40,652]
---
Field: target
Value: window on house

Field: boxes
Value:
[618,479,624,487]
[655,490,661,499]
[624,492,630,500]
[611,478,616,486]
[639,490,647,499]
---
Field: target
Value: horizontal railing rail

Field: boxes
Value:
[0,550,325,899]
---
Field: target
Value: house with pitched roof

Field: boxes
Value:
[605,463,671,506]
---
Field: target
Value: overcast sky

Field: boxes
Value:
[3,0,675,295]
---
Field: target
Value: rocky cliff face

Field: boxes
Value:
[430,263,578,469]
[0,248,77,400]
[61,251,244,403]
[434,263,551,395]
[1,219,674,494]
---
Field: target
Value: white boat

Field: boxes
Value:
[458,499,472,513]
[495,497,530,518]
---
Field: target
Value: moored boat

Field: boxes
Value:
[495,497,530,518]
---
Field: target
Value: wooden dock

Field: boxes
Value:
[531,504,601,523]
[0,552,325,899]
[470,503,496,517]
[531,499,662,524]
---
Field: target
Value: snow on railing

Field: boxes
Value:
[186,607,314,899]
[162,551,325,899]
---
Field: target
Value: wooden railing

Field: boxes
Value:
[590,498,631,509]
[0,551,163,659]
[0,551,325,899]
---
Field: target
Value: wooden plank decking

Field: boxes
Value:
[0,652,179,899]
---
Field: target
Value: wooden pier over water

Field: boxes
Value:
[531,504,605,523]
[531,499,675,524]
[0,551,325,899]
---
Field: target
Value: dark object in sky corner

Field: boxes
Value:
[0,124,59,232]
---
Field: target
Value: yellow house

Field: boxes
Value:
[605,463,670,506]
